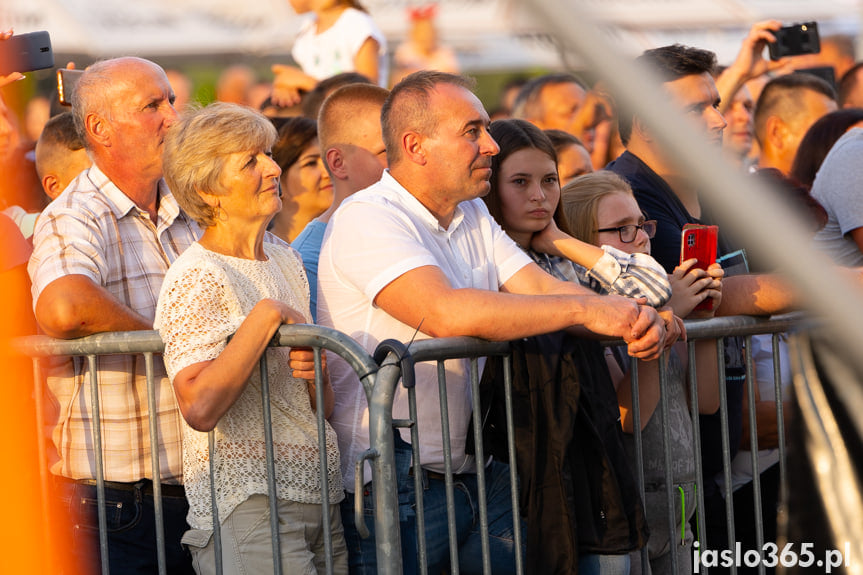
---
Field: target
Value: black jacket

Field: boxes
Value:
[476,331,647,574]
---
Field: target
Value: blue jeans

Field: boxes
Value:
[55,477,194,575]
[341,434,524,575]
[579,553,631,575]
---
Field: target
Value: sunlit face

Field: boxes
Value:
[497,147,560,247]
[282,140,333,217]
[101,59,178,178]
[664,72,727,146]
[421,83,500,203]
[538,82,586,132]
[724,85,754,157]
[215,148,283,224]
[556,142,593,186]
[595,191,651,255]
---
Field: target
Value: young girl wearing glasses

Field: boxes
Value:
[561,170,724,575]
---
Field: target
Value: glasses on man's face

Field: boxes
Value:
[596,220,657,243]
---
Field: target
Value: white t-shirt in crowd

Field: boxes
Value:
[291,7,388,86]
[317,170,531,491]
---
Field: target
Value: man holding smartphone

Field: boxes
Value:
[28,57,198,574]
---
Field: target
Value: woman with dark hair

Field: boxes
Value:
[480,119,677,575]
[268,116,333,243]
[484,119,672,306]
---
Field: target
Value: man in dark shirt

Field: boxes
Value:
[607,42,797,570]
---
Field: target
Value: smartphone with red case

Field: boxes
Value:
[680,224,719,311]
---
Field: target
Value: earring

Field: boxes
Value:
[215,205,228,223]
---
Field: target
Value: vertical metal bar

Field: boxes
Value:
[436,361,460,575]
[500,355,523,575]
[686,341,708,573]
[658,351,679,575]
[772,334,788,510]
[258,354,282,575]
[313,347,335,575]
[208,431,223,575]
[143,352,167,575]
[32,359,54,559]
[369,355,404,575]
[688,340,707,570]
[743,337,765,575]
[408,381,428,575]
[468,357,492,575]
[715,338,737,575]
[88,354,110,575]
[629,355,649,575]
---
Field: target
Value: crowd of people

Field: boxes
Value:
[3,6,863,575]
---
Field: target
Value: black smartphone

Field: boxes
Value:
[769,22,820,61]
[0,31,54,76]
[57,68,84,107]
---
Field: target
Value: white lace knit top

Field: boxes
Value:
[155,241,343,531]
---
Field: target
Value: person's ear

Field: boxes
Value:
[85,113,110,147]
[325,147,348,180]
[632,115,653,143]
[42,175,62,201]
[198,190,220,209]
[765,115,788,151]
[402,131,427,165]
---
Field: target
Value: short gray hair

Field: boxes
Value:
[381,70,476,165]
[162,102,277,228]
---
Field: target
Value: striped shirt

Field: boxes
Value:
[28,165,199,483]
[528,245,672,308]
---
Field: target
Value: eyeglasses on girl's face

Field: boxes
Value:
[596,220,657,243]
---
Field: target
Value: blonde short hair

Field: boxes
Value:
[162,103,277,228]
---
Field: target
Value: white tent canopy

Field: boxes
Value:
[1,0,860,71]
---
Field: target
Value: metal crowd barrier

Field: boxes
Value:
[364,313,809,575]
[13,324,380,575]
[15,313,809,575]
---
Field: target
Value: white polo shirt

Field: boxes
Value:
[317,170,531,490]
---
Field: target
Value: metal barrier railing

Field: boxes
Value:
[363,313,808,575]
[13,324,380,575]
[15,313,809,575]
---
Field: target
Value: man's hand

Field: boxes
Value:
[717,20,792,112]
[625,304,667,360]
[581,294,665,359]
[270,64,317,108]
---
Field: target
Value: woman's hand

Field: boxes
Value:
[289,346,326,380]
[0,30,25,87]
[657,306,686,350]
[289,346,334,417]
[667,259,723,318]
[530,218,569,257]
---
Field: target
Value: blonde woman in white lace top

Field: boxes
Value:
[155,103,346,575]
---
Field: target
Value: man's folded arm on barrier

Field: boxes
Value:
[373,260,666,359]
[34,274,153,339]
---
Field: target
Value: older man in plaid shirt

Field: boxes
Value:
[29,57,198,574]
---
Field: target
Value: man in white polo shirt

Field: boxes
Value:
[317,70,667,575]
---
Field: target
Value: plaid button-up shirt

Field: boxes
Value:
[29,165,199,483]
